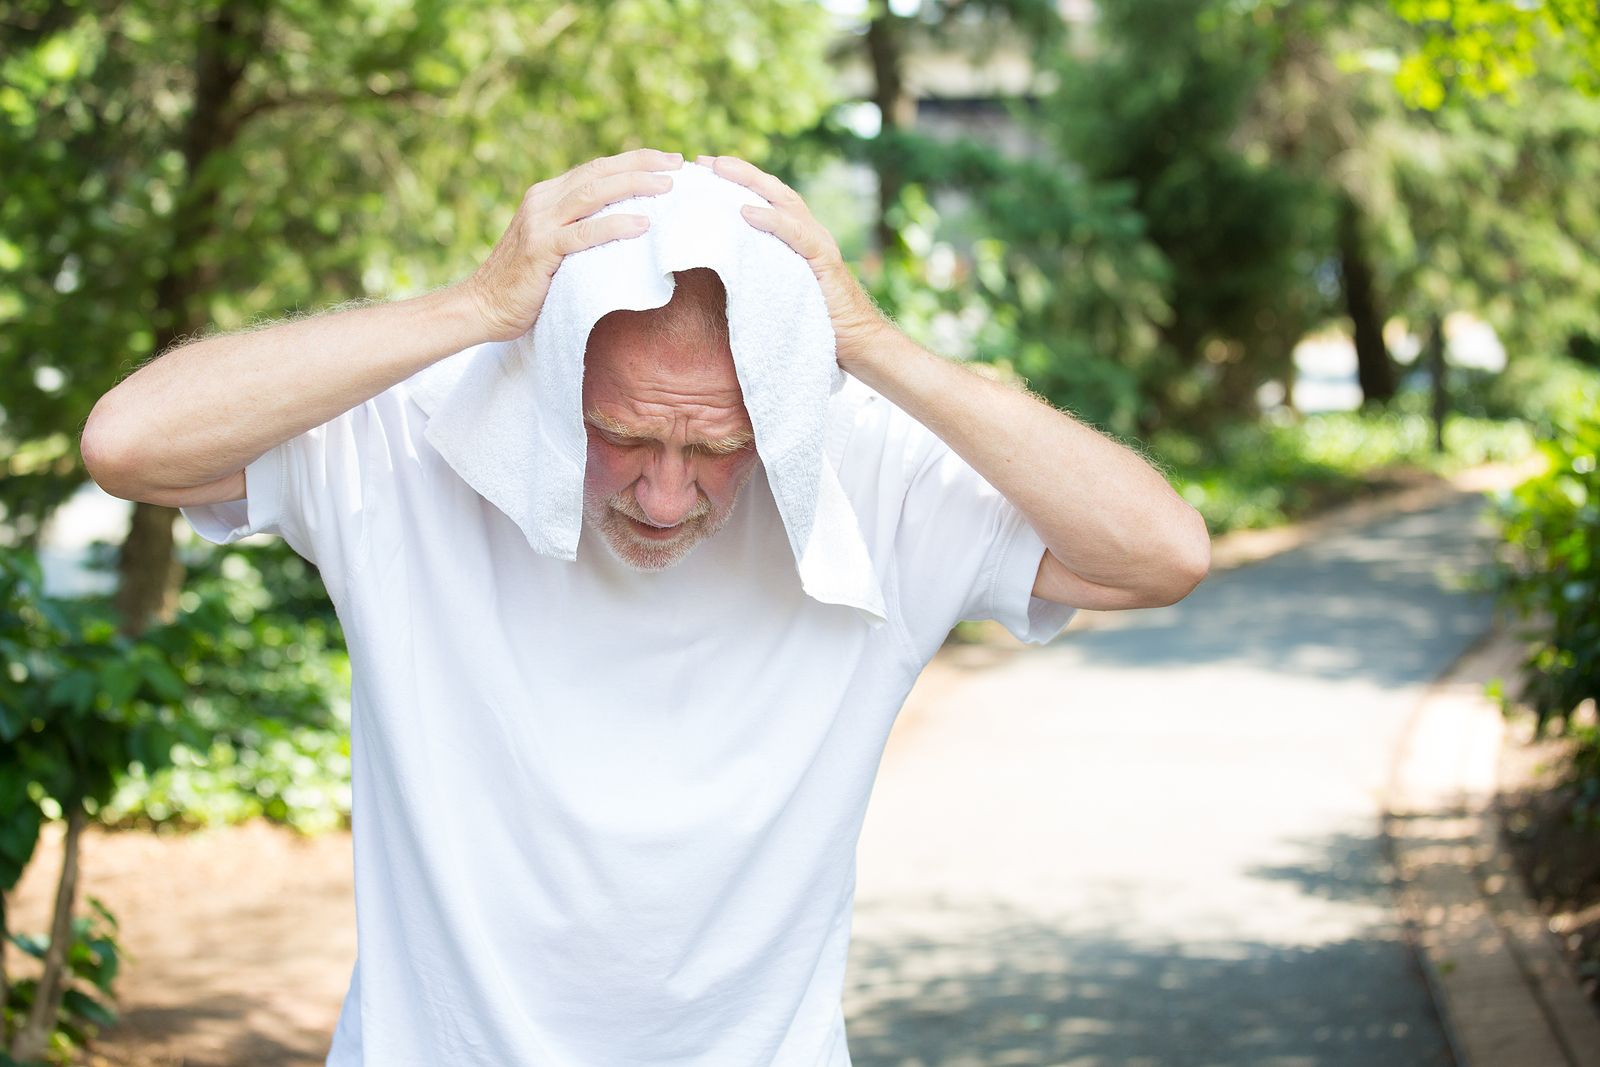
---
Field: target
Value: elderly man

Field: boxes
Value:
[82,148,1209,1066]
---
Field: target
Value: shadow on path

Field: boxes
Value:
[850,491,1507,1065]
[846,893,1456,1067]
[1045,492,1502,687]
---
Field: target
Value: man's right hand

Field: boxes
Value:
[463,148,684,343]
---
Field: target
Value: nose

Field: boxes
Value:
[633,450,701,527]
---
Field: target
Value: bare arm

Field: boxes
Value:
[81,288,486,506]
[81,147,687,507]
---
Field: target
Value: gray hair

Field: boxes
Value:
[591,267,731,358]
[662,267,729,351]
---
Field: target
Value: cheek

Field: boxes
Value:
[703,453,758,505]
[585,446,635,497]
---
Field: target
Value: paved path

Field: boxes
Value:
[846,489,1505,1067]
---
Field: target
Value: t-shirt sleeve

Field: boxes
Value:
[177,393,388,599]
[834,380,1077,666]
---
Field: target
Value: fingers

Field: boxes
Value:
[702,153,828,256]
[700,154,802,209]
[739,203,831,260]
[554,168,673,225]
[550,212,650,256]
[583,147,683,179]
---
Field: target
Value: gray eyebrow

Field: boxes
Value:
[584,408,755,454]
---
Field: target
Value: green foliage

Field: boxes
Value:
[1384,79,1600,368]
[3,896,122,1065]
[851,162,1170,438]
[1037,0,1332,432]
[0,550,196,871]
[1,533,355,856]
[86,537,352,833]
[1393,0,1600,108]
[101,712,351,834]
[1454,350,1600,433]
[1157,388,1535,534]
[1488,367,1600,822]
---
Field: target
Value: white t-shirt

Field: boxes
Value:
[180,368,1075,1067]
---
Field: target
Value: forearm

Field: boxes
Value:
[843,329,1210,601]
[82,283,488,500]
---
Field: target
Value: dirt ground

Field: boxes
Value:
[6,817,356,1066]
[1495,705,1600,1014]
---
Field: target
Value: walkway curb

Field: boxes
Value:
[1383,621,1600,1067]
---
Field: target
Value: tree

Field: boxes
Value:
[848,0,1069,258]
[1044,0,1328,432]
[1393,0,1600,108]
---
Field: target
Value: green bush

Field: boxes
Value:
[99,711,351,835]
[3,896,122,1066]
[1489,384,1600,828]
[91,538,353,835]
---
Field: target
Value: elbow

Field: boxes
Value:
[1175,510,1213,600]
[1151,509,1212,607]
[80,395,147,501]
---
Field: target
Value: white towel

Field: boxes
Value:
[406,161,887,626]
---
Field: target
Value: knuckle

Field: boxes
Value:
[561,219,588,246]
[519,214,547,248]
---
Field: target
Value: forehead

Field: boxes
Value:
[582,311,748,428]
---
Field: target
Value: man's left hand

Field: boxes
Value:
[700,154,892,372]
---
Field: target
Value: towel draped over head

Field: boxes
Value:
[406,160,887,626]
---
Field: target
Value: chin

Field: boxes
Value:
[604,530,704,571]
[592,509,706,572]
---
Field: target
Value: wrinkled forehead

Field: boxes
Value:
[584,320,744,407]
[582,268,747,415]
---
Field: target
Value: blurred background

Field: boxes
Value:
[2,0,1597,1064]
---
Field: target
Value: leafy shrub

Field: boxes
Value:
[100,711,351,835]
[91,538,352,834]
[1489,383,1600,828]
[3,896,122,1066]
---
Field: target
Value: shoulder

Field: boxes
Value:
[825,373,940,474]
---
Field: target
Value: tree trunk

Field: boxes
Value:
[114,501,183,635]
[1337,196,1397,405]
[1427,312,1448,453]
[1,888,9,1034]
[865,2,916,260]
[7,804,85,1062]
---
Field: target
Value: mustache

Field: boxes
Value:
[607,491,711,527]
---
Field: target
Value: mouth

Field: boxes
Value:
[625,514,687,540]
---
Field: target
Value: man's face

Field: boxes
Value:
[580,309,759,572]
